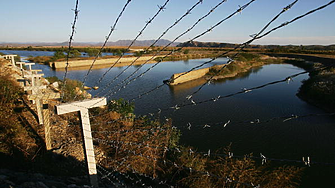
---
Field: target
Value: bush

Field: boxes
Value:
[0,69,36,157]
[235,53,260,61]
[45,76,60,84]
[85,48,100,57]
[60,78,85,102]
[27,56,52,64]
[52,50,66,61]
[107,98,134,116]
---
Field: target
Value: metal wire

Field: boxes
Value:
[61,0,79,101]
[130,0,334,101]
[96,0,229,98]
[81,0,133,87]
[91,0,171,88]
[102,0,256,99]
[93,0,207,97]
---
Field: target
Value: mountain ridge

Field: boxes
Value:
[0,39,180,47]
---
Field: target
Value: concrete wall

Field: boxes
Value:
[170,67,210,86]
[50,56,160,69]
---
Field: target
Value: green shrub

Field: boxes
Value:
[85,48,100,57]
[45,76,60,84]
[107,98,134,116]
[235,53,260,61]
[60,78,85,102]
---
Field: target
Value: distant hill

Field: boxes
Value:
[177,41,241,48]
[0,39,179,47]
[177,41,335,51]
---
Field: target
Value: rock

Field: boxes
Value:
[36,181,49,188]
[67,184,77,188]
[4,180,15,186]
[52,81,59,88]
[44,79,50,85]
[33,173,45,180]
[43,180,67,188]
[0,175,8,180]
[21,181,36,187]
[67,177,82,184]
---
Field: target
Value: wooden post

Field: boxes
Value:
[55,97,107,188]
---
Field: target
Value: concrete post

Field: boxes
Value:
[24,62,35,70]
[42,100,51,150]
[55,98,107,188]
[24,73,45,121]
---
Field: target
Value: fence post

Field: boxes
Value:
[55,97,107,187]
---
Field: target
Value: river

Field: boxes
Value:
[3,50,335,164]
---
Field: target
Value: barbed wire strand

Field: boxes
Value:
[60,0,79,101]
[168,70,309,111]
[129,0,334,101]
[183,112,335,131]
[101,0,256,99]
[104,0,255,100]
[176,0,299,107]
[93,0,208,97]
[90,0,171,88]
[80,0,132,87]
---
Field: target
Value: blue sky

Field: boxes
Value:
[1,0,334,45]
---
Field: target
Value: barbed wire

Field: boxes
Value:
[166,65,333,111]
[175,0,299,108]
[60,0,79,101]
[129,0,334,101]
[90,0,171,89]
[167,70,309,111]
[101,0,256,99]
[95,137,257,187]
[80,0,133,87]
[93,0,209,97]
[182,112,335,131]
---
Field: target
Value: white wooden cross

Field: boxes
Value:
[55,97,107,188]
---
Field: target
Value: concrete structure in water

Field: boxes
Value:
[50,55,162,69]
[169,64,226,86]
[169,67,210,86]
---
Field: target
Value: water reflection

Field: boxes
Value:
[212,66,263,84]
[169,66,263,94]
